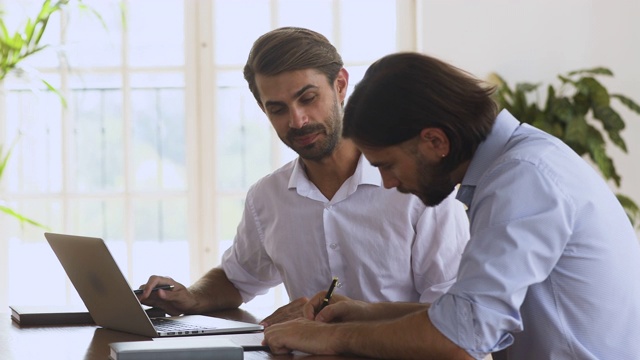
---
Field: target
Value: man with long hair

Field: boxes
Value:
[263,52,640,359]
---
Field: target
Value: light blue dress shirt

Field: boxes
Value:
[429,110,640,359]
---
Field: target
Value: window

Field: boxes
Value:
[0,0,412,314]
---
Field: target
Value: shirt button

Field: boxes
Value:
[337,282,343,288]
[329,243,338,250]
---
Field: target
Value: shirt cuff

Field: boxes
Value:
[428,293,516,359]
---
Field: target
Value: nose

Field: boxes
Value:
[380,170,400,189]
[289,106,308,129]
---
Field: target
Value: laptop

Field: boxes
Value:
[44,232,263,338]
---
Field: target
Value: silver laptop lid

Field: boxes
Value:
[44,232,263,338]
[45,232,159,337]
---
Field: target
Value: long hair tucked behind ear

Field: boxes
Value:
[243,27,343,106]
[343,52,497,168]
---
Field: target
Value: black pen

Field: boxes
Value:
[318,276,339,312]
[133,284,174,295]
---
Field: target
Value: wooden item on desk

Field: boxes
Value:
[109,338,243,360]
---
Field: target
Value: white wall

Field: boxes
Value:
[418,0,640,234]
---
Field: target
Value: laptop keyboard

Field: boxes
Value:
[151,317,212,335]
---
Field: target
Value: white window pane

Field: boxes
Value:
[71,88,125,192]
[340,0,397,62]
[4,88,63,193]
[277,0,333,35]
[132,240,190,286]
[128,0,184,67]
[65,1,122,67]
[68,199,126,239]
[131,84,186,192]
[132,199,189,284]
[133,198,188,242]
[216,72,273,192]
[214,0,271,66]
[8,238,73,306]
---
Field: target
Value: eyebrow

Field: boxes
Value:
[263,84,319,108]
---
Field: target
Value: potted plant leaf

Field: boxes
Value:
[491,67,640,228]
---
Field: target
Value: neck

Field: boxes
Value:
[300,139,361,200]
[450,159,471,185]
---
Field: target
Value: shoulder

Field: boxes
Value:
[246,159,297,198]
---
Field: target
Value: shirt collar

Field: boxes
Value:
[457,109,521,208]
[287,154,381,191]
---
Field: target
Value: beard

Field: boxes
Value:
[399,151,457,207]
[283,99,342,162]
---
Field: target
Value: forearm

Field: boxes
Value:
[186,267,243,313]
[333,310,471,360]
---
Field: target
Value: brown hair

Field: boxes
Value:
[343,52,498,170]
[243,27,344,105]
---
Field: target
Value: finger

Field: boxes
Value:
[263,328,293,355]
[315,301,344,323]
[302,291,326,319]
[261,309,291,327]
[140,276,175,299]
[260,314,276,328]
[138,277,161,299]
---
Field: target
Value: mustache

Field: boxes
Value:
[287,124,326,139]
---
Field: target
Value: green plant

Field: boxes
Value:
[1,0,70,93]
[492,67,640,227]
[0,0,73,229]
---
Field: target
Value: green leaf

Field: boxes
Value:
[592,106,627,152]
[550,97,574,124]
[616,193,640,228]
[611,94,640,115]
[25,19,36,44]
[0,144,11,179]
[567,67,613,77]
[36,0,54,21]
[515,82,540,93]
[576,77,610,108]
[564,115,589,145]
[42,79,68,108]
[0,205,51,230]
[572,92,591,117]
[558,75,575,86]
[586,127,620,185]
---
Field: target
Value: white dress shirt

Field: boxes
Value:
[222,154,469,304]
[429,110,640,359]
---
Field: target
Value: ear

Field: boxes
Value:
[335,68,349,103]
[418,128,450,159]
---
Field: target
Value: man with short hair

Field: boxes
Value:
[262,52,640,359]
[138,30,469,327]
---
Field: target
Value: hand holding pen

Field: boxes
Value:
[318,276,339,312]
